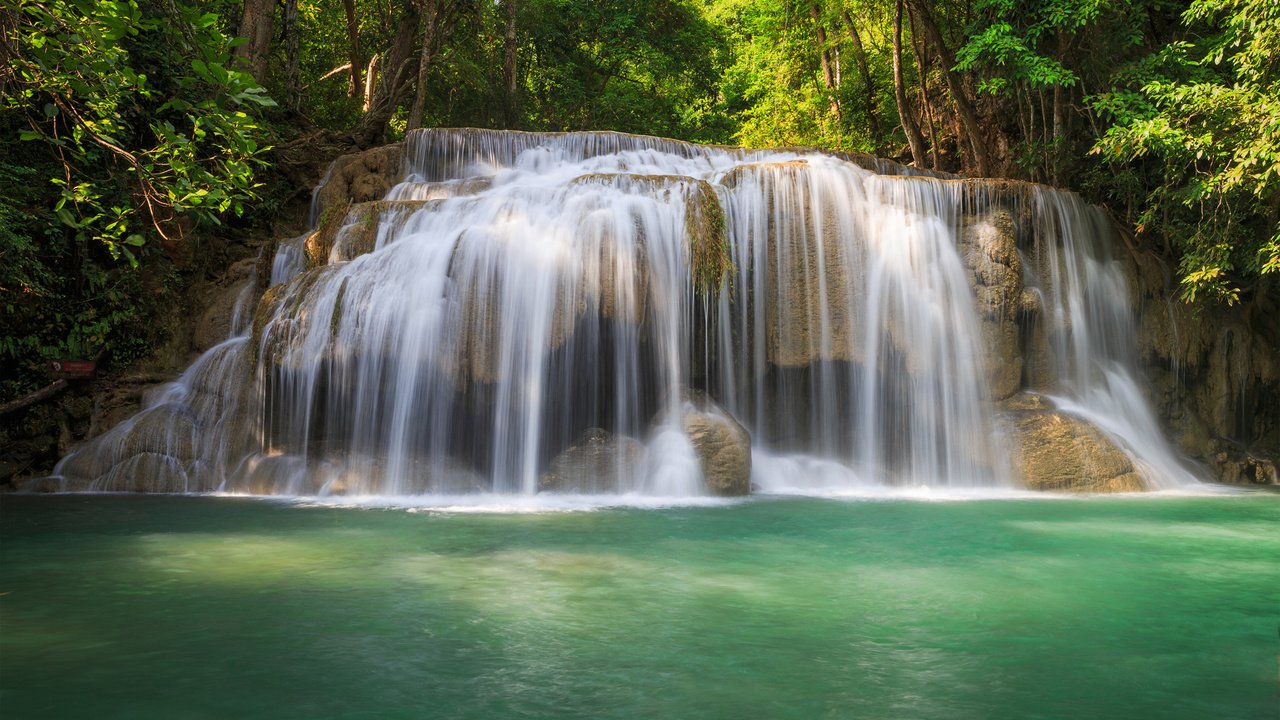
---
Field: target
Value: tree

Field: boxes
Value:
[235,0,275,82]
[1091,0,1280,303]
[1,0,272,392]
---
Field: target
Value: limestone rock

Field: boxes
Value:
[1123,243,1280,480]
[539,428,646,493]
[960,208,1024,400]
[1006,396,1148,492]
[192,257,258,352]
[96,452,191,493]
[121,405,198,463]
[419,460,489,494]
[193,280,252,351]
[312,143,405,219]
[681,393,752,496]
[724,161,863,368]
[1210,450,1279,486]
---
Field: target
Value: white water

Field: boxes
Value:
[54,129,1200,495]
[1023,191,1202,488]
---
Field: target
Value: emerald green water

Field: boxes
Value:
[2,493,1277,719]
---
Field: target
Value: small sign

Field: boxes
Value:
[48,359,97,379]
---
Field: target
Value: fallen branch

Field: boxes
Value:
[0,380,69,417]
[302,63,352,90]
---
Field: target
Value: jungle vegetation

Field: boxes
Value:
[1,0,1277,397]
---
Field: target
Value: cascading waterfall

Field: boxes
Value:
[52,129,1200,495]
[1020,190,1201,488]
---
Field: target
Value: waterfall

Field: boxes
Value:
[52,129,1200,495]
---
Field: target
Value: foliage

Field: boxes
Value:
[1,0,272,393]
[1090,0,1280,303]
[5,0,272,261]
[713,0,897,152]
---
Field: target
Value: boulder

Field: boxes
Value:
[539,428,646,493]
[681,393,752,496]
[312,143,405,219]
[1006,395,1147,492]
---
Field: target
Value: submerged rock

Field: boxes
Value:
[539,428,647,493]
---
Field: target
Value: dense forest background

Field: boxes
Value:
[1,0,1277,401]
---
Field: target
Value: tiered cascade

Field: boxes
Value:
[52,129,1199,495]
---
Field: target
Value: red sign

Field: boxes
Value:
[48,359,97,379]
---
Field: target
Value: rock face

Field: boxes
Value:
[1004,394,1146,492]
[960,208,1025,401]
[1209,451,1279,486]
[681,393,752,496]
[193,257,258,352]
[724,161,863,368]
[312,143,405,218]
[1125,246,1280,482]
[539,428,646,493]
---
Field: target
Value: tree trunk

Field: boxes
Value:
[503,0,520,127]
[903,0,991,175]
[354,4,422,147]
[1050,28,1068,184]
[342,0,362,98]
[893,0,928,166]
[284,0,300,110]
[810,3,841,121]
[235,0,275,83]
[840,9,879,138]
[363,54,380,112]
[908,12,940,169]
[407,1,443,130]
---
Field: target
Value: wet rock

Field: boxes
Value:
[96,452,191,493]
[55,438,117,486]
[1006,395,1147,492]
[539,428,646,493]
[1210,449,1279,486]
[681,393,752,496]
[120,405,198,463]
[193,257,258,351]
[419,459,489,494]
[1124,244,1280,479]
[960,208,1024,400]
[18,476,69,493]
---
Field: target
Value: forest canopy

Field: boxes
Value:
[1,0,1277,393]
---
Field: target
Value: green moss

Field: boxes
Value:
[249,267,327,371]
[307,200,352,268]
[331,277,350,336]
[247,284,282,372]
[686,181,733,298]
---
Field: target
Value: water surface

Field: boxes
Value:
[2,493,1277,719]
